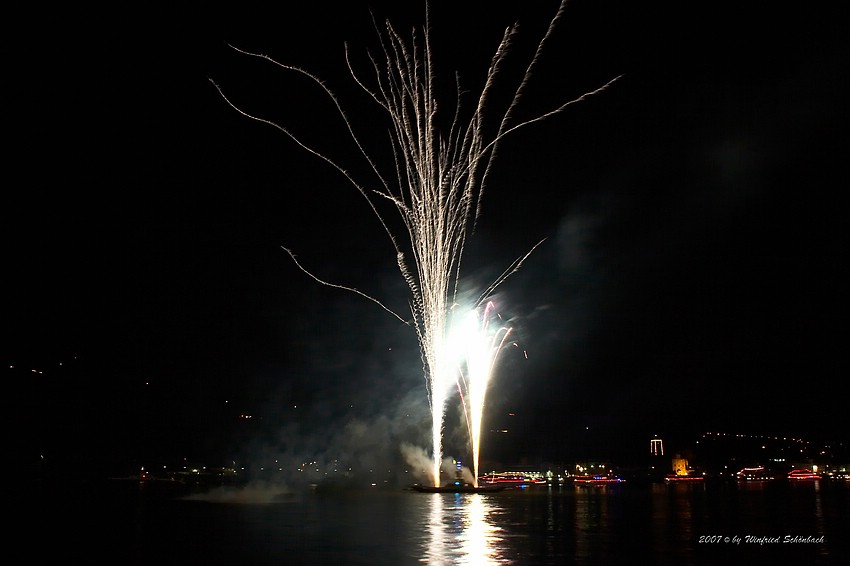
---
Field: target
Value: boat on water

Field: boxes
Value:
[736,466,775,481]
[664,472,705,483]
[410,482,507,493]
[479,472,548,487]
[787,468,821,480]
[410,460,511,492]
[572,474,626,486]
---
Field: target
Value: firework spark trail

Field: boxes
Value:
[451,301,513,487]
[469,304,513,487]
[212,0,620,487]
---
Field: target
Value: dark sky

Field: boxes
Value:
[7,1,849,477]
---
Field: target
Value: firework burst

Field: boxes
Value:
[212,1,620,487]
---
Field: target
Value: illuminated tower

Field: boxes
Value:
[650,437,664,456]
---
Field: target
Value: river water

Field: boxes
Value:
[41,478,849,565]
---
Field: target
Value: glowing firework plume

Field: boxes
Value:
[212,1,620,487]
[450,301,513,487]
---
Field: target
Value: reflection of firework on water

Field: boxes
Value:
[213,1,619,487]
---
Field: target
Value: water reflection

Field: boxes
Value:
[422,493,506,564]
[573,485,613,561]
[649,481,700,552]
[424,493,446,563]
[807,480,829,558]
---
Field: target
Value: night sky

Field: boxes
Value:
[8,1,849,479]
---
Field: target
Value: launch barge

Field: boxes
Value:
[410,482,506,493]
